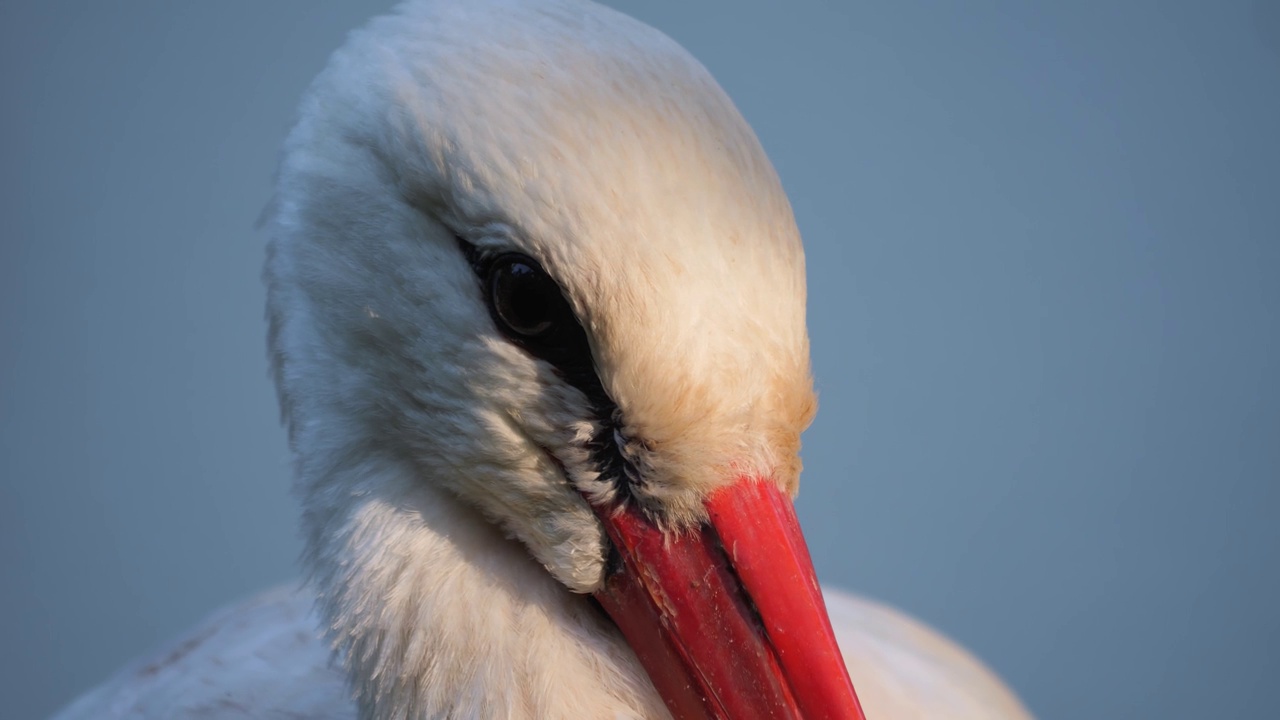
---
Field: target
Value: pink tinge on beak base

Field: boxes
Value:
[589,477,866,720]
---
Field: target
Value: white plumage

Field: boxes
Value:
[53,1,1032,717]
[54,585,1027,718]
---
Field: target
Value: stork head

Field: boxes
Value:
[265,0,861,717]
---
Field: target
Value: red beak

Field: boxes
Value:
[590,477,866,719]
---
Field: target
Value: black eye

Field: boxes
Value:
[487,253,575,340]
[459,239,598,395]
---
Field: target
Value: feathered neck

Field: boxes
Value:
[301,455,668,719]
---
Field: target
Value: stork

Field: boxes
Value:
[53,1,1032,717]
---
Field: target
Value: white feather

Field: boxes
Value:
[53,0,1033,717]
[52,581,1029,719]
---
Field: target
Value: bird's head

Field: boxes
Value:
[264,0,861,717]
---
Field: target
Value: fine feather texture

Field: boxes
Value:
[52,581,1030,719]
[54,0,1034,717]
[260,0,826,712]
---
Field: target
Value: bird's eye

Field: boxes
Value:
[461,239,597,382]
[487,254,574,340]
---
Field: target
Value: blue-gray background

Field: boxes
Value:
[2,1,1276,717]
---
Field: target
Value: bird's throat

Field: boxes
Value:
[308,471,669,719]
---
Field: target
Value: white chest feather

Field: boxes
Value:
[52,580,1030,720]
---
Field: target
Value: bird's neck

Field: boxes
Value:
[302,455,667,719]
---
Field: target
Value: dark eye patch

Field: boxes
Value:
[455,233,645,507]
[456,239,599,393]
[454,236,643,508]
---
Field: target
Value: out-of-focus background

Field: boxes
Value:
[2,1,1276,717]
